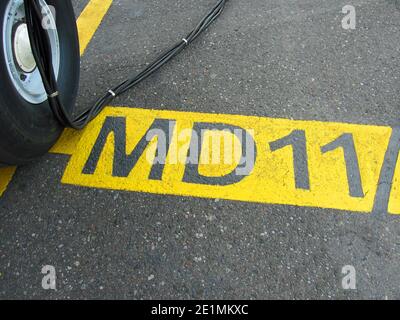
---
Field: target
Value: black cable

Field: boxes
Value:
[24,0,228,129]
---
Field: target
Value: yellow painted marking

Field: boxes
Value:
[0,0,113,197]
[388,152,400,214]
[0,167,17,196]
[199,130,242,177]
[50,128,84,155]
[76,0,113,55]
[60,107,392,213]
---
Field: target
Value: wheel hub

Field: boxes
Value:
[13,23,36,73]
[2,0,60,104]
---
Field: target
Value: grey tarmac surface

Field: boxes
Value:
[0,0,400,299]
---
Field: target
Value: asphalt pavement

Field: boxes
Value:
[1,0,400,299]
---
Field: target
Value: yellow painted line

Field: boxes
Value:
[0,0,113,197]
[76,0,113,55]
[50,128,84,155]
[0,167,17,196]
[388,152,400,214]
[59,107,392,213]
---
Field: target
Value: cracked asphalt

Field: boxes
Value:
[1,0,400,299]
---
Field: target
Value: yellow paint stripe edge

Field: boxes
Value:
[0,0,112,197]
[388,152,400,214]
[0,167,16,197]
[77,0,113,56]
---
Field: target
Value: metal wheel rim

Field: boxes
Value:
[2,0,60,105]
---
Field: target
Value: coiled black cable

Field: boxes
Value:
[24,0,228,129]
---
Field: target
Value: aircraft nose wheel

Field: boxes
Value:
[0,0,79,165]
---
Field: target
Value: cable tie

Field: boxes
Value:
[48,91,59,98]
[182,38,188,45]
[108,90,116,97]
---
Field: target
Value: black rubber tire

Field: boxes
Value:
[0,0,79,166]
